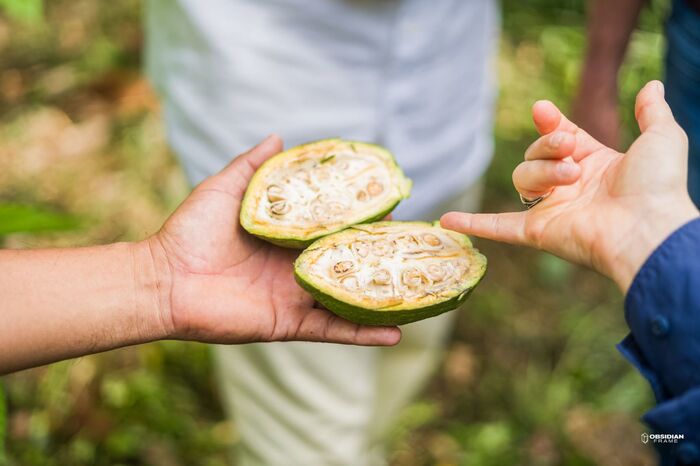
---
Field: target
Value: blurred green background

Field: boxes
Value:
[0,1,669,465]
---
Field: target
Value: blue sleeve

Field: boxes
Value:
[617,217,700,465]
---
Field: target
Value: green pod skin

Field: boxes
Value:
[294,221,487,326]
[295,271,484,326]
[240,139,412,249]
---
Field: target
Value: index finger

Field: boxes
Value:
[440,211,528,246]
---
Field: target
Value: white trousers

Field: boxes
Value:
[214,184,483,466]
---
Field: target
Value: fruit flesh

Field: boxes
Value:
[294,222,487,325]
[240,139,411,248]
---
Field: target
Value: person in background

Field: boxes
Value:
[442,81,700,466]
[144,1,499,464]
[0,136,401,375]
[573,0,700,206]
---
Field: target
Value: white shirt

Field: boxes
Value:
[145,0,499,219]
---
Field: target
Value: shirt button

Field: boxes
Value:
[650,315,671,338]
[677,442,700,464]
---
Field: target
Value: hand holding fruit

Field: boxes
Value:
[1,135,402,374]
[144,135,401,345]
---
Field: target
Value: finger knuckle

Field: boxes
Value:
[523,218,545,247]
[676,126,689,146]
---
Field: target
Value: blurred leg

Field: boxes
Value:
[367,183,484,459]
[214,343,380,466]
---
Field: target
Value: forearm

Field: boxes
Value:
[580,0,645,93]
[0,241,170,374]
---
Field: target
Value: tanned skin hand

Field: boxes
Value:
[0,135,401,375]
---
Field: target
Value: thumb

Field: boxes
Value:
[202,134,284,197]
[634,81,680,134]
[222,134,284,181]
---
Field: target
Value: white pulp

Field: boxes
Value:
[255,149,393,228]
[307,226,472,306]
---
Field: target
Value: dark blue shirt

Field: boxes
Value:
[618,217,700,465]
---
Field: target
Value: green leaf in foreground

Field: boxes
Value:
[0,0,43,23]
[0,204,81,236]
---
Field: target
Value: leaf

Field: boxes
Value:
[0,204,81,236]
[0,0,43,23]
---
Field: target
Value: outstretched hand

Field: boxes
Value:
[441,81,699,292]
[145,135,401,346]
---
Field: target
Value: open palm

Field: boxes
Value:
[442,81,698,291]
[147,136,400,345]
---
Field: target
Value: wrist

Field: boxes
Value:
[610,198,700,293]
[130,238,175,341]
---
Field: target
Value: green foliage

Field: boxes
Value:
[452,422,518,466]
[6,344,229,466]
[0,204,80,236]
[0,0,43,23]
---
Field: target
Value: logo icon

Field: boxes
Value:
[641,433,649,444]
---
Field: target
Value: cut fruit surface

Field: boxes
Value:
[294,221,487,325]
[240,139,411,248]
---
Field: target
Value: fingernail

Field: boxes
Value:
[557,162,578,177]
[257,134,281,150]
[550,132,564,148]
[654,80,665,97]
[253,135,272,148]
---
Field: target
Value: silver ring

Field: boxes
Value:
[519,191,550,209]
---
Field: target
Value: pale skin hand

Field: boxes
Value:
[0,135,401,375]
[442,81,700,293]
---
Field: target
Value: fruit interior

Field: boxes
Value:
[297,223,482,310]
[243,140,409,239]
